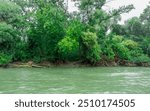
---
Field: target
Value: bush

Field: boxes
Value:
[111,35,131,60]
[86,44,101,64]
[66,19,84,39]
[114,43,131,60]
[81,31,101,64]
[122,38,146,58]
[129,48,143,57]
[0,53,12,66]
[122,39,138,50]
[141,37,150,56]
[102,38,115,60]
[13,42,28,62]
[102,35,144,61]
[112,35,123,43]
[130,54,150,63]
[57,36,79,61]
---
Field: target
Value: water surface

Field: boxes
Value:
[0,67,150,93]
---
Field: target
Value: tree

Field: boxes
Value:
[124,17,143,36]
[28,1,67,62]
[75,0,134,41]
[0,22,18,54]
[0,1,21,24]
[78,0,134,24]
[0,0,149,65]
[111,24,127,35]
[140,5,150,37]
[0,1,21,55]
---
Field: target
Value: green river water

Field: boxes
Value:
[0,67,150,94]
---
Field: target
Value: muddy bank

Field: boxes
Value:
[1,60,149,68]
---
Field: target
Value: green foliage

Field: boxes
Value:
[112,35,123,42]
[112,35,131,60]
[122,39,144,58]
[0,53,12,66]
[111,24,127,35]
[140,5,150,37]
[66,19,84,39]
[141,37,150,56]
[129,48,143,57]
[57,36,79,61]
[125,17,143,36]
[122,39,138,50]
[102,39,115,60]
[0,22,18,54]
[114,43,131,60]
[82,32,97,48]
[130,54,150,63]
[13,42,28,62]
[0,22,27,62]
[28,2,67,61]
[86,44,101,64]
[0,1,21,26]
[0,0,149,66]
[78,0,134,41]
[111,36,147,61]
[102,35,131,61]
[81,31,101,64]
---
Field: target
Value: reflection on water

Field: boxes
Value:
[0,67,150,94]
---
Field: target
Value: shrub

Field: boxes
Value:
[130,54,150,63]
[111,35,131,60]
[102,35,139,61]
[114,43,131,60]
[102,39,115,60]
[141,37,150,56]
[112,35,123,43]
[81,31,101,64]
[122,39,145,58]
[129,48,143,57]
[122,39,138,50]
[86,44,101,64]
[0,53,12,66]
[13,42,28,62]
[57,36,79,61]
[66,19,84,39]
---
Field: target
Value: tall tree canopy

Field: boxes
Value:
[0,0,149,65]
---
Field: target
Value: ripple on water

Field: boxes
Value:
[0,67,149,93]
[111,72,142,77]
[48,86,75,92]
[18,86,26,89]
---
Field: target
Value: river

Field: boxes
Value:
[0,67,150,94]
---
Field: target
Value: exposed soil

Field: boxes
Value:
[4,60,150,68]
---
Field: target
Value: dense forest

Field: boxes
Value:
[0,0,150,67]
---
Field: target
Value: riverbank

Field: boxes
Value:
[2,60,150,68]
